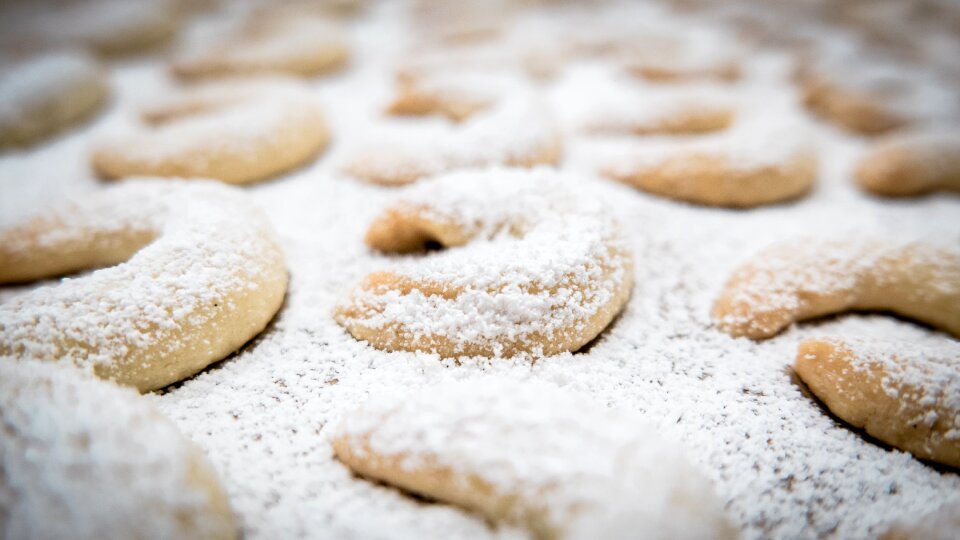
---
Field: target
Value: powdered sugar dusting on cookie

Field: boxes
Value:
[336,168,630,356]
[1,1,959,539]
[334,376,736,539]
[0,180,282,376]
[0,359,232,539]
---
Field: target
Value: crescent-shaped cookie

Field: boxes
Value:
[713,238,960,340]
[601,124,816,208]
[795,337,959,468]
[171,8,348,79]
[0,179,288,391]
[91,79,328,184]
[334,168,633,357]
[855,129,960,197]
[332,377,738,540]
[0,51,109,147]
[343,88,561,186]
[0,359,236,539]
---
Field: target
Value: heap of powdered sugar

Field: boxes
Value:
[0,358,233,539]
[333,376,737,540]
[338,168,629,356]
[0,179,281,372]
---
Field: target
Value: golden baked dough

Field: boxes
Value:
[0,179,288,392]
[0,51,109,147]
[91,79,328,184]
[601,124,816,208]
[0,359,236,539]
[795,337,960,468]
[333,377,738,540]
[856,129,960,197]
[335,169,633,357]
[713,238,960,340]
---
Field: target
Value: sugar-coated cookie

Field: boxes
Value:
[0,179,288,392]
[0,51,109,147]
[855,129,960,197]
[795,338,959,468]
[335,169,632,357]
[0,359,235,539]
[601,124,816,207]
[798,54,956,135]
[713,238,960,339]
[91,79,328,184]
[171,8,348,79]
[582,92,735,136]
[1,0,180,57]
[332,377,739,540]
[623,31,742,83]
[343,87,561,186]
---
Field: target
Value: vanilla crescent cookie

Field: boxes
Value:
[795,338,960,468]
[798,56,956,135]
[581,90,735,136]
[0,359,236,539]
[601,123,816,208]
[623,31,742,83]
[91,79,328,184]
[343,87,562,186]
[713,238,960,340]
[334,169,633,357]
[386,70,525,122]
[171,9,348,79]
[855,129,960,197]
[881,499,960,540]
[332,378,738,540]
[0,179,288,392]
[1,0,180,56]
[0,51,109,147]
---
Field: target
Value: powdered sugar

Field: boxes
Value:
[1,0,959,539]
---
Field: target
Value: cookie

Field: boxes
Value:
[343,88,561,186]
[601,123,816,207]
[332,377,738,540]
[713,238,960,339]
[582,91,735,136]
[91,79,328,184]
[0,51,109,147]
[171,8,348,79]
[855,129,960,197]
[0,358,236,539]
[1,0,181,56]
[334,168,633,357]
[795,337,959,468]
[0,179,288,392]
